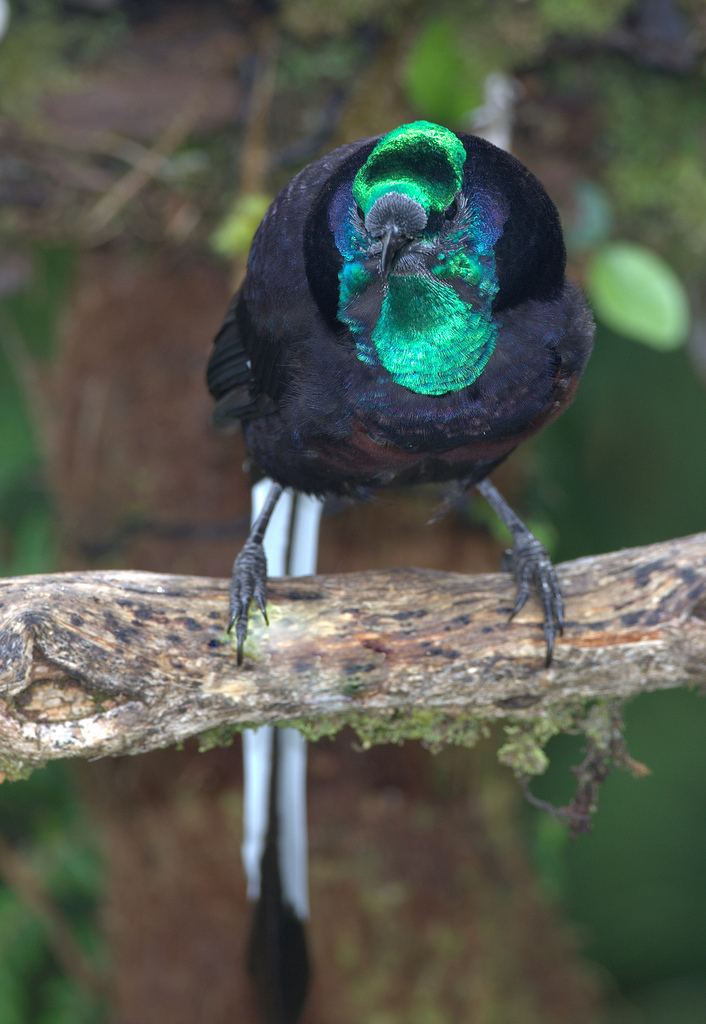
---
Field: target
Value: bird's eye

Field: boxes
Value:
[444,199,458,221]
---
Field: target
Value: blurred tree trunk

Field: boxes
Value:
[42,249,602,1023]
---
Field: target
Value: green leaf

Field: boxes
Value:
[404,17,487,127]
[586,242,690,350]
[210,193,271,259]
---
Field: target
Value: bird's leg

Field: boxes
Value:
[476,478,564,666]
[229,482,284,664]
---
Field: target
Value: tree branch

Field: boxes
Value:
[0,534,704,771]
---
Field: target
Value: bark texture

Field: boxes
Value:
[0,533,704,770]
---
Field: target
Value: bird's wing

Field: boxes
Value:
[206,292,278,427]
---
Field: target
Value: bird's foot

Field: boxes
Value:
[502,531,564,666]
[228,539,269,665]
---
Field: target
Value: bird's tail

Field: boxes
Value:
[242,482,323,1023]
[244,726,310,1023]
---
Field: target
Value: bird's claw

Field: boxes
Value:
[503,533,564,666]
[228,539,269,665]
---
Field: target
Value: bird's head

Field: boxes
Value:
[350,120,468,279]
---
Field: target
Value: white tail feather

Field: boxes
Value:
[241,726,274,902]
[276,726,309,920]
[242,480,323,920]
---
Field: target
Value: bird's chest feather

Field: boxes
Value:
[243,291,575,495]
[276,353,522,491]
[332,179,505,399]
[318,414,517,489]
[344,272,498,398]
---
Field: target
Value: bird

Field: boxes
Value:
[206,119,594,1023]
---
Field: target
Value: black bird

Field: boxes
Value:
[207,120,594,1022]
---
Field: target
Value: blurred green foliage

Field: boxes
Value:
[0,247,71,575]
[533,326,706,557]
[0,766,104,1024]
[210,193,272,259]
[587,243,689,351]
[401,0,630,130]
[0,0,124,121]
[534,690,706,1024]
[405,17,491,123]
[550,60,706,263]
[537,0,632,34]
[565,180,614,253]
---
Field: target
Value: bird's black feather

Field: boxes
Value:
[207,128,591,498]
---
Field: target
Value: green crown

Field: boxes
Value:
[352,121,466,216]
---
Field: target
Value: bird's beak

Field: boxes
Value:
[380,226,407,278]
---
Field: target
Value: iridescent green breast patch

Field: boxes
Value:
[368,275,496,395]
